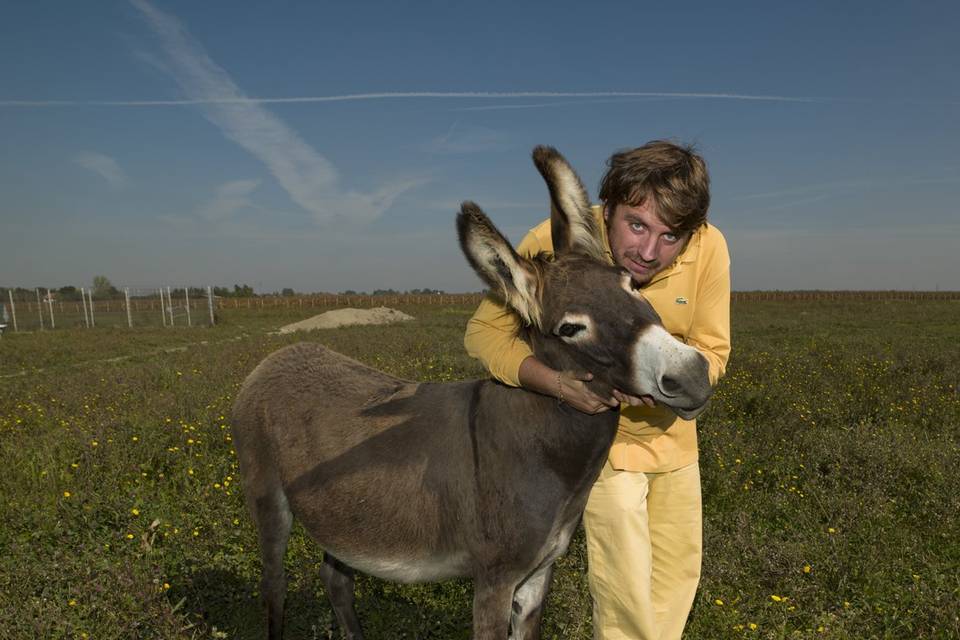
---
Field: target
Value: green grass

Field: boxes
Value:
[1,300,958,639]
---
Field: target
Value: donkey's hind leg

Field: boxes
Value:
[250,485,294,640]
[319,554,364,639]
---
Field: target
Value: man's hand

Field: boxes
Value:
[612,389,657,408]
[519,356,618,415]
[558,371,620,414]
[518,356,655,415]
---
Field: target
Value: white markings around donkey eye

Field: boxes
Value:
[553,313,594,344]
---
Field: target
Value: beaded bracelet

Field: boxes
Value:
[556,372,565,406]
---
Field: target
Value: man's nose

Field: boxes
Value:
[638,235,659,261]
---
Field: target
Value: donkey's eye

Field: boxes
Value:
[557,323,585,338]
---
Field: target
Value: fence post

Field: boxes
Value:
[125,288,133,328]
[36,288,44,330]
[167,287,174,326]
[184,287,192,327]
[80,288,90,327]
[46,289,56,329]
[7,290,17,332]
[159,288,167,327]
[88,289,96,327]
[207,286,215,326]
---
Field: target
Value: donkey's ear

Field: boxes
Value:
[458,201,542,329]
[532,145,608,263]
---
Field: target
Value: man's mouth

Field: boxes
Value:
[627,257,657,274]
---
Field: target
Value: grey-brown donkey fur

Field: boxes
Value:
[231,146,713,639]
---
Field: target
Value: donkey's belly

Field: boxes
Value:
[324,547,471,584]
[283,439,475,582]
[290,480,473,583]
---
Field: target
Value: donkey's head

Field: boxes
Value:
[458,146,712,419]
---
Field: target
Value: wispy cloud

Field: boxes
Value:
[128,0,423,225]
[732,172,960,215]
[735,178,875,201]
[1,90,838,109]
[198,179,260,221]
[73,151,128,188]
[424,121,513,154]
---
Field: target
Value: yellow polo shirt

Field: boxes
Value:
[464,205,731,473]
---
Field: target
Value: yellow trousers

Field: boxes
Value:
[583,461,702,640]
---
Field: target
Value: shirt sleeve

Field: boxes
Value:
[463,226,548,387]
[687,228,731,386]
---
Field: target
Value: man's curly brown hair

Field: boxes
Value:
[598,140,710,237]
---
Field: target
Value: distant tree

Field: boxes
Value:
[233,284,254,297]
[58,286,81,301]
[281,287,295,297]
[92,275,119,298]
[340,289,357,296]
[372,288,398,296]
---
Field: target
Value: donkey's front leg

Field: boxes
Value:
[508,563,554,640]
[472,576,517,639]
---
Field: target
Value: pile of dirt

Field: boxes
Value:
[277,307,415,334]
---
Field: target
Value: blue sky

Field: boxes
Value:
[2,0,958,293]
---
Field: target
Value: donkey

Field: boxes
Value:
[231,146,713,640]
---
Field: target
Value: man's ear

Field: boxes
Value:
[457,201,542,329]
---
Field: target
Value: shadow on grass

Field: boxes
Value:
[177,567,473,639]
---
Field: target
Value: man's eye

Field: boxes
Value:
[630,223,645,232]
[664,233,678,243]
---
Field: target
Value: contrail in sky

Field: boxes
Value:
[124,0,424,225]
[0,91,832,108]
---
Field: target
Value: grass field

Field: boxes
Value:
[1,299,958,639]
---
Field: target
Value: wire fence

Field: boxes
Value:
[1,288,957,335]
[730,290,960,302]
[0,287,217,333]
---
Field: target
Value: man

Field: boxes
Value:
[464,140,730,639]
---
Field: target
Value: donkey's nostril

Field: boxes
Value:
[660,375,683,396]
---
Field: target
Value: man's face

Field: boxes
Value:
[605,200,688,285]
